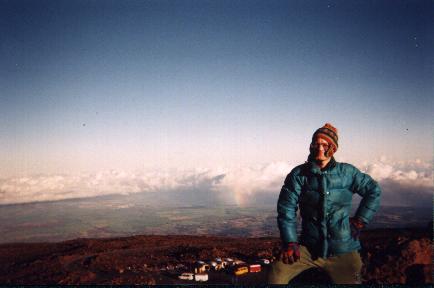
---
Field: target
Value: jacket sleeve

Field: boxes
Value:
[351,166,382,224]
[277,170,302,244]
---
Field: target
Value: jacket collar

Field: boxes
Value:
[306,154,337,174]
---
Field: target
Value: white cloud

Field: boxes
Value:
[360,158,432,207]
[362,159,432,186]
[0,158,431,207]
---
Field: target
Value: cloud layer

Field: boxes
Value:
[359,158,432,207]
[0,158,432,207]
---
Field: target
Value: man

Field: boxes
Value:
[268,123,381,284]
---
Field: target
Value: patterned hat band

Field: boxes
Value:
[312,129,338,148]
[311,123,339,156]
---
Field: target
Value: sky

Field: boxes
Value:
[0,0,433,206]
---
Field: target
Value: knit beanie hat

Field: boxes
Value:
[311,123,339,158]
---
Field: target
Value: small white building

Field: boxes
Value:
[194,273,209,282]
[233,259,246,266]
[259,258,270,265]
[178,273,194,280]
[208,260,219,270]
[194,262,210,273]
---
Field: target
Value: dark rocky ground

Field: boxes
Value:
[0,227,431,285]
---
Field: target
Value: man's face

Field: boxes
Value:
[311,137,331,161]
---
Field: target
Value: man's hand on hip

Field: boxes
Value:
[350,217,365,239]
[279,242,300,264]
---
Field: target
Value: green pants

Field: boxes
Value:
[268,245,363,284]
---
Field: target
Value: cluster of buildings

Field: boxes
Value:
[178,257,271,282]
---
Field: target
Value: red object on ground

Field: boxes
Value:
[249,264,261,273]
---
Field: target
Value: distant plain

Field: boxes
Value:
[0,192,430,244]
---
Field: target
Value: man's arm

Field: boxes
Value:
[351,166,382,224]
[277,171,303,244]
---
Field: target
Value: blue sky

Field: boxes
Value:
[1,0,433,179]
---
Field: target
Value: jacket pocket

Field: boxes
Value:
[328,188,353,205]
[329,213,351,241]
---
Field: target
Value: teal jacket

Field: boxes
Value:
[277,157,381,258]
